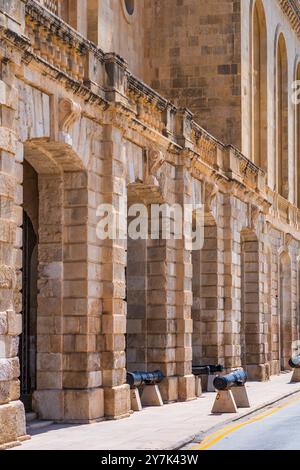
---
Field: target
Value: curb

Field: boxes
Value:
[169,385,300,450]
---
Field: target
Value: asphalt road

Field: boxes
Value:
[194,394,300,450]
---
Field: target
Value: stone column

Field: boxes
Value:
[241,230,268,380]
[33,174,64,420]
[99,125,130,419]
[0,61,26,446]
[146,235,178,402]
[223,194,241,369]
[192,192,225,366]
[34,169,104,423]
[174,165,195,401]
[62,170,104,422]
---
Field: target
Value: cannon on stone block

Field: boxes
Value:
[126,370,164,389]
[192,364,225,394]
[126,371,164,411]
[289,355,300,369]
[192,364,224,376]
[213,368,248,391]
[211,368,250,413]
[289,355,300,382]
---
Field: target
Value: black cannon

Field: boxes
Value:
[192,364,224,376]
[213,369,248,391]
[289,355,300,369]
[126,370,164,389]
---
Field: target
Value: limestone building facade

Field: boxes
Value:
[0,0,299,448]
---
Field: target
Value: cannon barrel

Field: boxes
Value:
[126,370,164,389]
[192,364,224,376]
[213,369,248,391]
[289,355,300,369]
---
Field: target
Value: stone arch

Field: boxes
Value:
[20,136,103,422]
[251,0,268,170]
[279,251,292,370]
[276,33,289,199]
[240,229,261,378]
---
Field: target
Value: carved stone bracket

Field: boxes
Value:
[203,180,218,213]
[249,204,260,230]
[59,97,81,145]
[146,148,165,186]
[284,232,294,248]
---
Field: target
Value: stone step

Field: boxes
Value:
[26,420,54,433]
[25,412,37,423]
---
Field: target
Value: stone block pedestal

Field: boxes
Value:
[246,363,270,381]
[178,375,196,401]
[159,376,178,403]
[0,400,28,449]
[33,388,105,423]
[104,384,131,419]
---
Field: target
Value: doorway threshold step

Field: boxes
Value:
[26,419,54,433]
[25,412,37,423]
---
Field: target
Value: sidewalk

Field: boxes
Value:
[14,373,300,450]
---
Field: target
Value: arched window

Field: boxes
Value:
[276,34,289,199]
[252,0,268,170]
[295,63,300,208]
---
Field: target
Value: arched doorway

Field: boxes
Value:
[20,161,39,411]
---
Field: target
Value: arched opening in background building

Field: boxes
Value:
[252,0,268,170]
[276,34,289,199]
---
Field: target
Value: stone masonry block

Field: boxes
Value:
[178,375,196,401]
[6,310,22,336]
[104,384,130,419]
[64,388,104,422]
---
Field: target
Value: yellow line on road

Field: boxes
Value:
[191,395,300,451]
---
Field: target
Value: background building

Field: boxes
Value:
[0,0,299,449]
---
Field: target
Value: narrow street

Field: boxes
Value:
[191,393,300,451]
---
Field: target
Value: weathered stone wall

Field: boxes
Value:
[97,0,145,78]
[144,0,242,148]
[0,0,299,451]
[0,33,27,446]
